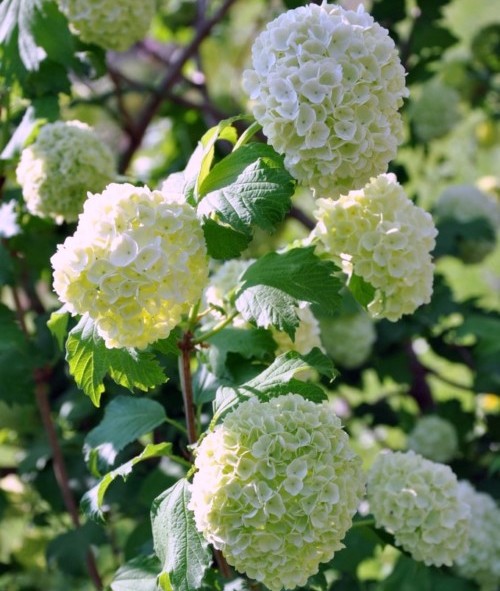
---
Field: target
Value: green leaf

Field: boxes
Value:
[198,143,295,251]
[46,307,69,351]
[213,348,333,422]
[151,479,211,591]
[84,395,167,473]
[66,315,167,406]
[111,555,161,591]
[206,327,277,377]
[0,243,15,285]
[348,273,376,309]
[202,217,251,259]
[81,443,172,522]
[235,247,342,337]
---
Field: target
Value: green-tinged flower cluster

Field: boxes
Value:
[242,3,408,196]
[313,173,437,321]
[51,182,208,349]
[435,184,500,264]
[367,450,470,567]
[455,481,500,591]
[408,78,461,142]
[189,394,365,591]
[319,311,375,369]
[272,305,323,356]
[16,121,115,224]
[407,415,459,463]
[58,0,156,51]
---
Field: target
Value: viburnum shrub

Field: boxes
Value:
[2,1,498,591]
[367,450,470,567]
[16,121,115,223]
[189,394,365,591]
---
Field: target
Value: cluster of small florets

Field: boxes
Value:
[454,481,500,591]
[51,183,208,349]
[242,3,408,196]
[16,121,115,224]
[272,305,323,356]
[367,450,470,567]
[319,311,376,369]
[313,173,438,321]
[408,78,461,142]
[407,415,459,463]
[434,184,499,263]
[189,394,365,591]
[57,0,156,51]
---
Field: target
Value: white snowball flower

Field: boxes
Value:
[16,121,115,224]
[0,200,20,238]
[319,311,375,369]
[242,3,408,196]
[51,182,209,349]
[189,394,365,591]
[313,173,438,321]
[407,415,459,463]
[57,0,156,51]
[455,481,500,591]
[367,450,470,567]
[434,184,500,264]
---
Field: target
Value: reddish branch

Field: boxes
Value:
[405,342,435,412]
[119,0,238,173]
[177,331,199,450]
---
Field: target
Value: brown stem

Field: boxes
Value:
[404,342,434,412]
[289,205,315,231]
[34,368,103,590]
[213,548,233,579]
[119,0,238,173]
[178,332,198,450]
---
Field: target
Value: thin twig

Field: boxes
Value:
[119,0,238,173]
[177,332,198,450]
[34,368,103,590]
[289,205,315,231]
[405,342,434,412]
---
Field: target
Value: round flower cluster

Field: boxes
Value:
[58,0,156,51]
[189,394,365,591]
[242,3,408,196]
[367,450,470,567]
[16,121,115,224]
[454,481,500,591]
[51,183,209,349]
[313,173,438,321]
[407,415,459,463]
[434,184,499,264]
[319,311,376,369]
[408,78,461,142]
[272,304,323,356]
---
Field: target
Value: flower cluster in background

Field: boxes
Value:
[57,0,156,51]
[51,183,209,349]
[434,184,500,263]
[319,310,376,369]
[189,394,365,591]
[313,173,437,321]
[242,3,408,197]
[16,121,115,224]
[367,450,470,567]
[455,481,500,591]
[407,415,459,463]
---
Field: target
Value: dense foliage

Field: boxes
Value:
[0,1,499,591]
